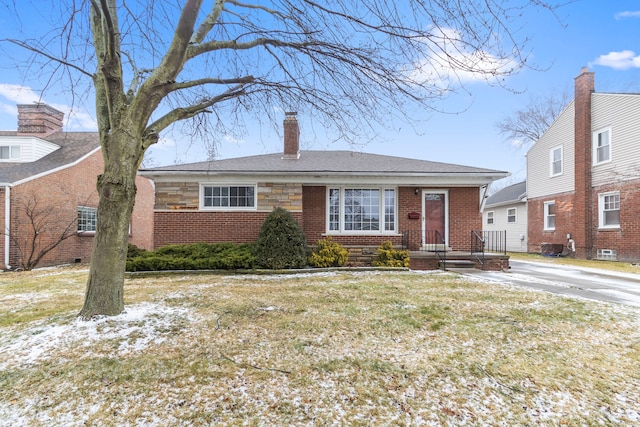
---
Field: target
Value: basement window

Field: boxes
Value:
[596,249,617,261]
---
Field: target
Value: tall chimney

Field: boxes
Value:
[573,67,595,259]
[17,103,64,137]
[282,111,300,159]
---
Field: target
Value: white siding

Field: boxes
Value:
[0,136,59,162]
[483,202,528,252]
[591,93,640,186]
[526,101,575,199]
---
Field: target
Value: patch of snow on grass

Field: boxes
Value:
[0,302,193,369]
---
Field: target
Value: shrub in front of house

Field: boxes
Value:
[372,241,410,268]
[254,207,308,269]
[308,237,349,267]
[126,242,256,271]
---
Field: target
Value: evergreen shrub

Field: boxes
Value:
[126,242,256,271]
[308,237,349,267]
[372,241,410,268]
[254,207,308,269]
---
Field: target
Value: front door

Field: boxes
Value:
[422,191,448,247]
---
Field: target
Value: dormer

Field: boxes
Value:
[0,136,60,162]
[0,103,64,162]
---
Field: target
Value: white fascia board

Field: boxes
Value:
[11,146,101,186]
[143,171,509,187]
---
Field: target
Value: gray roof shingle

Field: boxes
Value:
[485,181,526,207]
[141,150,505,176]
[0,131,100,184]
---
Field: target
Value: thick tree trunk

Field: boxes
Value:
[79,132,140,319]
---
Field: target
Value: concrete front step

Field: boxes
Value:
[439,259,476,269]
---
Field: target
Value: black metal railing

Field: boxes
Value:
[470,230,507,270]
[471,230,485,269]
[401,229,447,269]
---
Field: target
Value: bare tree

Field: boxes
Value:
[2,0,565,318]
[7,192,80,271]
[496,88,571,150]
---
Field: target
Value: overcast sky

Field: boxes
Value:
[0,0,639,188]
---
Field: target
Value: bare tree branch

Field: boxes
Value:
[2,38,93,77]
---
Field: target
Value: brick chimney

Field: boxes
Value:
[573,67,595,259]
[17,103,64,137]
[282,111,300,159]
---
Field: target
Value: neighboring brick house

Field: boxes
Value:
[0,104,154,270]
[140,112,509,269]
[483,181,527,252]
[526,68,640,262]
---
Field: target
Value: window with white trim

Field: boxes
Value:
[593,128,611,165]
[486,211,494,225]
[544,201,555,230]
[327,187,396,233]
[598,192,620,228]
[507,208,517,223]
[0,145,21,160]
[78,206,97,232]
[201,185,256,209]
[550,146,563,176]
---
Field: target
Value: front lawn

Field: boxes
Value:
[1,268,639,425]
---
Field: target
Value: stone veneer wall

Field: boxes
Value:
[154,181,302,212]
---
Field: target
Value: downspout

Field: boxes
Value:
[4,185,10,270]
[479,183,491,212]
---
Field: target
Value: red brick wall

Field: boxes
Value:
[592,180,640,263]
[6,150,154,269]
[153,211,304,248]
[302,186,325,244]
[574,68,595,259]
[153,185,485,253]
[527,192,575,254]
[0,187,5,269]
[448,187,483,250]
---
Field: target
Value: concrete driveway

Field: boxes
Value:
[454,259,640,307]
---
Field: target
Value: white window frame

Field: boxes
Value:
[486,211,494,225]
[507,208,517,223]
[199,184,257,210]
[544,201,556,231]
[0,145,21,161]
[550,146,563,177]
[326,187,397,235]
[598,191,620,229]
[593,127,612,166]
[77,206,98,233]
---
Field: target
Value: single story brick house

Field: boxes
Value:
[140,113,509,269]
[0,104,154,270]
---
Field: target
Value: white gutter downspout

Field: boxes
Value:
[479,183,491,212]
[4,185,10,270]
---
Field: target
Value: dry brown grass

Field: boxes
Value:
[1,267,639,426]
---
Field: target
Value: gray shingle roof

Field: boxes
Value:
[0,131,100,184]
[141,150,505,176]
[485,181,526,207]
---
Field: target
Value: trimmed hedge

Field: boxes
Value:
[126,242,256,272]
